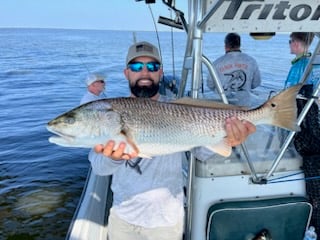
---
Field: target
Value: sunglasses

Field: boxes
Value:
[127,62,161,72]
[93,80,104,84]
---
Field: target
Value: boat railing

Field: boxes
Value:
[65,168,112,240]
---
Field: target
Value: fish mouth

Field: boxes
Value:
[46,126,74,142]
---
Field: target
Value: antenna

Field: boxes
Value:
[77,54,91,75]
[133,31,137,43]
[147,4,163,64]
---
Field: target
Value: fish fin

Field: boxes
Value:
[173,97,248,110]
[206,139,232,157]
[117,130,144,157]
[120,130,152,159]
[263,84,302,131]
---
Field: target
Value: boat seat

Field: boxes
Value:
[206,196,312,240]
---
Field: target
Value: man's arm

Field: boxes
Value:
[251,60,262,89]
[88,148,126,176]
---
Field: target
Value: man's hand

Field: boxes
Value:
[225,116,256,146]
[94,141,138,160]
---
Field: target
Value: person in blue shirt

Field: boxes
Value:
[286,32,320,236]
[279,32,315,156]
[80,73,106,104]
[285,32,315,88]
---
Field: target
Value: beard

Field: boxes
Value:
[130,79,159,98]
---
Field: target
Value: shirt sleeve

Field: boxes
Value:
[88,149,125,176]
[251,60,262,89]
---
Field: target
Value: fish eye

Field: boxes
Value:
[64,117,75,124]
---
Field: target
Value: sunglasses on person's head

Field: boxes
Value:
[127,62,161,72]
[93,80,104,84]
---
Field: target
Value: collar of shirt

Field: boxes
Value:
[291,52,311,64]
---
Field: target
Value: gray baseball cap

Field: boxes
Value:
[85,74,105,86]
[126,41,161,65]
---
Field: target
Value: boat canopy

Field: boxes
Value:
[203,0,320,33]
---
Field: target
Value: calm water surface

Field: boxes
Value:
[0,28,298,239]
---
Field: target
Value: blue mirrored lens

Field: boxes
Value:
[128,62,160,72]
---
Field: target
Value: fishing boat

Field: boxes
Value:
[66,0,320,239]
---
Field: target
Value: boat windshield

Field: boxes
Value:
[196,125,302,178]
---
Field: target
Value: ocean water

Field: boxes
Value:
[0,28,295,239]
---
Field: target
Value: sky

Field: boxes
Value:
[0,0,188,31]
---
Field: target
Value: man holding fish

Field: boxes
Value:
[47,41,300,239]
[90,41,256,240]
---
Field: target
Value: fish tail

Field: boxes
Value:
[264,84,301,131]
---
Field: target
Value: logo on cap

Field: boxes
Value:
[136,44,154,53]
